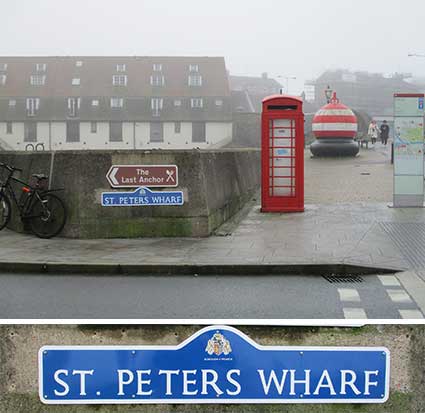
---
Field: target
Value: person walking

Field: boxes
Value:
[380,120,390,145]
[368,120,379,145]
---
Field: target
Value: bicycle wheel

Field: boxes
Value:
[29,193,67,239]
[0,193,11,231]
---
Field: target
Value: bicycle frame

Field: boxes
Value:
[0,168,61,220]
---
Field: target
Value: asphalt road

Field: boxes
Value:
[0,272,421,319]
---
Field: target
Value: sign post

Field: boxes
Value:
[393,94,425,207]
[39,325,390,405]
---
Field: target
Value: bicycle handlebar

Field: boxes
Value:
[0,162,23,173]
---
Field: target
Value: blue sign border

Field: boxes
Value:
[101,186,184,207]
[39,325,390,405]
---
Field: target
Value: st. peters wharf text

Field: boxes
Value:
[52,368,382,398]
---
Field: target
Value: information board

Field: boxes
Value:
[393,94,425,207]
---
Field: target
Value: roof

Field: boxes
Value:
[0,56,230,98]
[230,75,282,94]
[0,56,232,121]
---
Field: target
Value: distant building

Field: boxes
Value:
[0,56,232,151]
[230,73,282,113]
[307,70,421,116]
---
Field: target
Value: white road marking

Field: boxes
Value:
[387,289,412,304]
[378,275,401,287]
[397,271,425,316]
[399,309,424,319]
[343,308,367,319]
[338,288,361,302]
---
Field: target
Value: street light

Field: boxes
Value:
[408,53,425,58]
[324,85,333,103]
[277,76,297,94]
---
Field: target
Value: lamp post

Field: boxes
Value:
[324,85,333,103]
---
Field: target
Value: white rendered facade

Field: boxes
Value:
[0,121,232,151]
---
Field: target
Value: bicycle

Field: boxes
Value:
[0,162,67,239]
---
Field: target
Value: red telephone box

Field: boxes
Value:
[261,95,304,212]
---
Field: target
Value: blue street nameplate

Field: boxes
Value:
[101,186,184,207]
[39,326,390,405]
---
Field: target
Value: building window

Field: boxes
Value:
[36,63,47,72]
[76,61,83,67]
[109,122,123,142]
[188,74,202,86]
[24,122,37,142]
[67,97,81,117]
[0,63,7,71]
[189,64,199,72]
[153,63,162,72]
[192,122,206,143]
[72,78,81,86]
[26,98,40,116]
[0,75,6,85]
[110,98,124,108]
[8,99,16,107]
[92,99,99,106]
[112,75,127,86]
[116,64,126,72]
[215,99,223,106]
[90,122,97,133]
[66,121,80,143]
[174,122,181,134]
[174,99,182,107]
[150,122,163,142]
[6,122,12,134]
[30,75,46,86]
[191,98,203,108]
[150,74,165,86]
[151,98,163,116]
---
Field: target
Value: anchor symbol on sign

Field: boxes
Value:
[166,170,175,183]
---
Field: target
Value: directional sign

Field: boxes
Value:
[39,325,390,405]
[101,186,184,207]
[106,165,178,188]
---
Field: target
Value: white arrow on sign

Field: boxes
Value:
[108,167,119,186]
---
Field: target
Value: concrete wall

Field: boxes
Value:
[231,113,261,148]
[0,121,233,151]
[0,324,423,412]
[0,149,260,238]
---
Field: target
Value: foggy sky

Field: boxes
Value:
[1,0,425,93]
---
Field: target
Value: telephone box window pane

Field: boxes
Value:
[272,138,292,147]
[273,187,292,196]
[273,119,291,127]
[274,128,292,138]
[273,147,293,157]
[273,157,292,168]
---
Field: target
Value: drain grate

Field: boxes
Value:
[323,275,364,284]
[380,222,425,269]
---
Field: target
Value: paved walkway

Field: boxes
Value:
[0,201,420,270]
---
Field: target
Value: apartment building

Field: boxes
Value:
[0,56,232,151]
